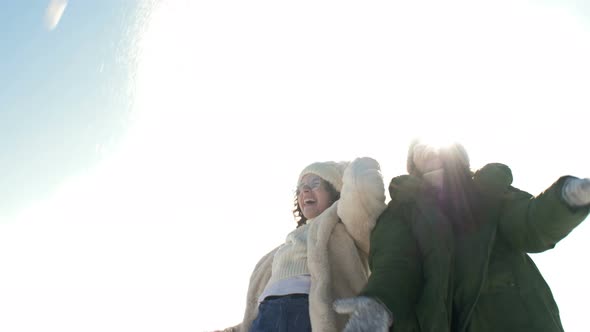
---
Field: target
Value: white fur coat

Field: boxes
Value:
[222,157,386,332]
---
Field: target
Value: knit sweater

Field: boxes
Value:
[221,157,387,332]
[267,222,311,286]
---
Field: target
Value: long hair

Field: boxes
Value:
[438,144,482,232]
[293,179,340,228]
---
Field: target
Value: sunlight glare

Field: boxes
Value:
[4,1,590,331]
[44,0,68,30]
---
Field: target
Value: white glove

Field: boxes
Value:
[562,177,590,207]
[333,296,393,332]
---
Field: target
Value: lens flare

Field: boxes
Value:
[44,0,68,31]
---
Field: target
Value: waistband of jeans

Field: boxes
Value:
[263,293,309,301]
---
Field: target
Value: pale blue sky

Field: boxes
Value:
[0,1,138,217]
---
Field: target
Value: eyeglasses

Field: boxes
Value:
[296,175,323,194]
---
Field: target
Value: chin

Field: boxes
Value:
[303,210,319,220]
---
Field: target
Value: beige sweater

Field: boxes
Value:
[265,221,311,288]
[222,157,386,332]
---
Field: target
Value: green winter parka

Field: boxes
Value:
[361,163,590,332]
[453,163,589,332]
[361,174,454,332]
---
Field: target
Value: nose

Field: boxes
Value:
[299,184,312,193]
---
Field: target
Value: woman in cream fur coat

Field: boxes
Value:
[215,157,386,332]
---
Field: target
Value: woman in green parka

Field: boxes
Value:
[335,140,590,332]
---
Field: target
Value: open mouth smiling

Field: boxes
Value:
[304,198,316,206]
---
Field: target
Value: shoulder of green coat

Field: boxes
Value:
[473,163,513,197]
[388,174,425,204]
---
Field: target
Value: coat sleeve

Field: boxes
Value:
[360,202,422,325]
[499,176,590,253]
[337,157,387,254]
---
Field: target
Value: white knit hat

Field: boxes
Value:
[298,161,349,192]
[407,139,470,175]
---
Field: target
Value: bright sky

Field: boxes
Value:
[0,1,589,331]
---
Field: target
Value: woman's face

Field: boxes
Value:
[297,174,333,220]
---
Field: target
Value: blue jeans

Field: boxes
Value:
[249,294,311,332]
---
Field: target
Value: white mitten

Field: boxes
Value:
[562,177,590,207]
[412,143,442,174]
[412,143,445,189]
[333,296,392,332]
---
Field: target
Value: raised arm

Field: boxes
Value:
[337,157,387,254]
[499,177,589,252]
[475,163,590,253]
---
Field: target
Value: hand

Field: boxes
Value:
[412,143,443,174]
[333,296,392,332]
[411,143,445,189]
[562,178,590,207]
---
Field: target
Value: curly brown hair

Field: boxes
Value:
[293,179,341,228]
